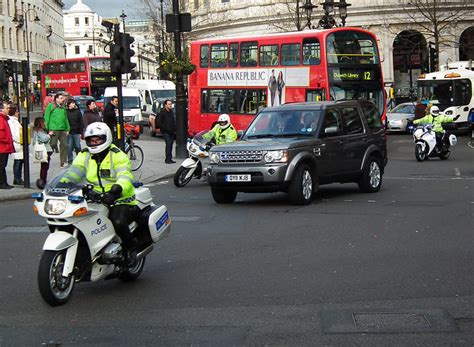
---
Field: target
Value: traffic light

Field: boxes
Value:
[110,33,136,74]
[4,59,13,78]
[429,44,438,72]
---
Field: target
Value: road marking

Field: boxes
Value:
[171,216,201,222]
[385,176,474,180]
[0,226,48,233]
[454,168,461,177]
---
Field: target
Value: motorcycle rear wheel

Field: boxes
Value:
[415,144,427,162]
[38,250,75,306]
[119,257,145,282]
[174,166,193,187]
[439,149,450,160]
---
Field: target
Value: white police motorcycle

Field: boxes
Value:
[174,130,213,187]
[412,124,457,161]
[33,172,171,306]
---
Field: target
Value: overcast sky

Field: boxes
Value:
[63,0,140,20]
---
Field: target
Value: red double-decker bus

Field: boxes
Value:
[188,27,386,135]
[41,57,116,105]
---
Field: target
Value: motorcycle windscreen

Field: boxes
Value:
[148,205,171,242]
[45,171,86,196]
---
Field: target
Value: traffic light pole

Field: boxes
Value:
[172,0,188,159]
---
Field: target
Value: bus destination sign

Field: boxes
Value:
[329,68,379,82]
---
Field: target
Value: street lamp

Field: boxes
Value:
[12,8,40,188]
[120,10,127,33]
[298,0,351,29]
[84,29,103,56]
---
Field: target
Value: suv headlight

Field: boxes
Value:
[264,150,288,163]
[210,152,220,164]
[45,199,67,215]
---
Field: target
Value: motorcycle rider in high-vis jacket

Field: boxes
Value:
[61,122,139,263]
[413,105,456,148]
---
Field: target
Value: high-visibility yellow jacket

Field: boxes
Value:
[63,144,136,205]
[203,124,238,145]
[413,114,454,133]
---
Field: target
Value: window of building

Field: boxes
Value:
[281,43,300,66]
[221,0,230,2]
[200,44,209,68]
[88,45,93,54]
[1,27,5,49]
[202,89,267,115]
[75,17,79,26]
[75,45,80,54]
[259,44,279,66]
[8,28,12,50]
[240,41,258,67]
[85,17,89,25]
[211,43,228,68]
[302,38,320,65]
[229,43,238,67]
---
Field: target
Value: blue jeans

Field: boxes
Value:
[67,134,82,163]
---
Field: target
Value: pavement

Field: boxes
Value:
[0,138,181,202]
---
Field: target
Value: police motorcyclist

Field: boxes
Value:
[61,122,139,263]
[203,114,238,145]
[413,105,457,149]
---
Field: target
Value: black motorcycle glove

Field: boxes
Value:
[102,184,123,206]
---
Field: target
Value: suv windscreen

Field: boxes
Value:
[244,110,322,138]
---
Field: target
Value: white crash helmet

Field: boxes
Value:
[84,122,113,154]
[218,113,231,129]
[430,105,440,117]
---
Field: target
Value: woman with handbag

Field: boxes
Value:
[32,117,53,189]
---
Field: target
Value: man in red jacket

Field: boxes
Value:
[0,103,15,189]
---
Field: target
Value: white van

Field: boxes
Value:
[103,87,144,131]
[126,79,176,121]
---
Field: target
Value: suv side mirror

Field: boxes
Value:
[324,126,338,135]
[237,130,244,139]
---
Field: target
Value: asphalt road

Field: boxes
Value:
[0,135,473,345]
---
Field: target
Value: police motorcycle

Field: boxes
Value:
[33,172,171,306]
[411,123,457,162]
[174,130,213,187]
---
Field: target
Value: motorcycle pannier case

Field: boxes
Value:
[147,205,171,242]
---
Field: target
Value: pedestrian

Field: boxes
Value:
[103,96,119,142]
[82,99,101,130]
[156,99,176,164]
[7,104,24,185]
[32,117,53,189]
[0,102,15,189]
[66,99,83,164]
[44,93,70,167]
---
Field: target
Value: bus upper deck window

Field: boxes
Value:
[240,42,258,67]
[281,44,300,66]
[303,39,320,65]
[211,44,228,68]
[200,45,209,68]
[229,43,238,67]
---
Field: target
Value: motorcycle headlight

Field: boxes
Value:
[210,152,220,164]
[189,144,198,153]
[45,199,67,215]
[264,150,288,163]
[444,110,453,115]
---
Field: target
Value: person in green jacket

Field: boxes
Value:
[44,93,70,167]
[60,122,139,264]
[203,113,238,145]
[413,105,457,148]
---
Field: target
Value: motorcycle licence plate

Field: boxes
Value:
[225,174,251,182]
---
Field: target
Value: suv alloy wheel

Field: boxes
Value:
[288,164,314,205]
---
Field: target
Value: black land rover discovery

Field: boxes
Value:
[207,100,388,205]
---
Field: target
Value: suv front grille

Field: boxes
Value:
[220,150,263,163]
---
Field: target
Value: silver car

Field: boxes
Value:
[387,102,416,132]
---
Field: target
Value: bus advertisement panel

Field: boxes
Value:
[188,27,385,135]
[41,57,116,104]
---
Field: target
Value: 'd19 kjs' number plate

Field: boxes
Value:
[224,174,251,182]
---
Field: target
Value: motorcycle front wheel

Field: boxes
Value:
[38,250,75,306]
[439,149,451,160]
[174,166,194,187]
[415,143,427,162]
